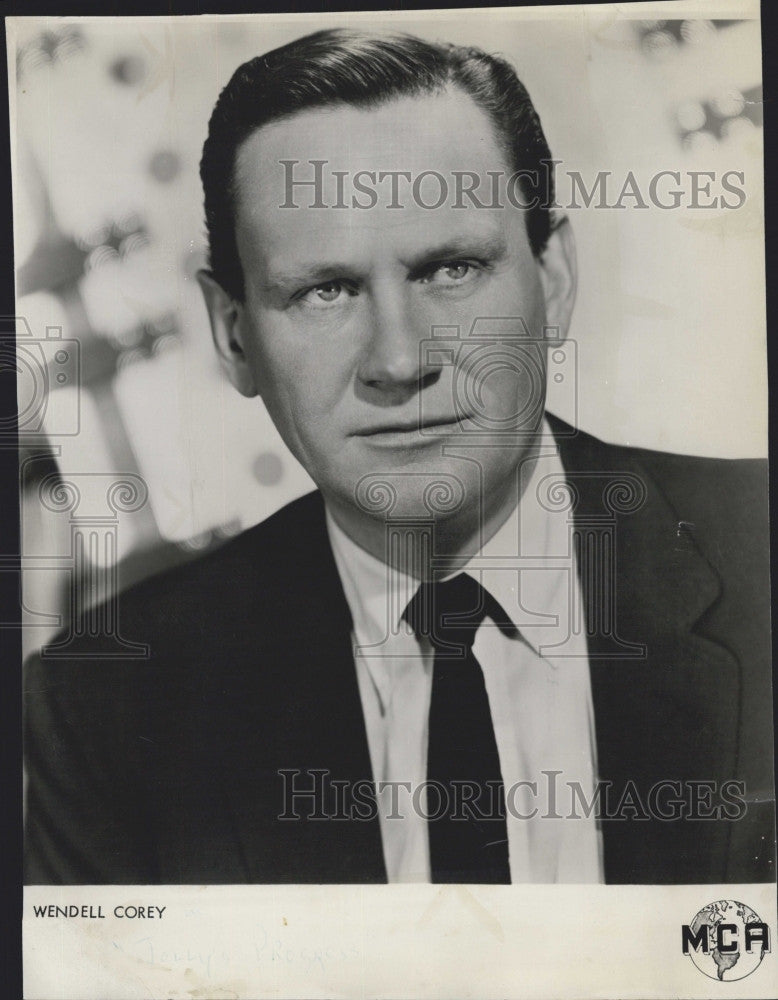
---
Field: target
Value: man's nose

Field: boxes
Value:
[357,286,440,395]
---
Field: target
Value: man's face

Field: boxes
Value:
[214,87,574,547]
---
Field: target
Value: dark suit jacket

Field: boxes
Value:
[24,417,775,884]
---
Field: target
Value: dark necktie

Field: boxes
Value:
[403,573,514,883]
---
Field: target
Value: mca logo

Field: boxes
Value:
[682,900,770,981]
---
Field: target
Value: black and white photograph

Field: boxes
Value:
[10,2,776,997]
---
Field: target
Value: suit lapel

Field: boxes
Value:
[552,417,741,882]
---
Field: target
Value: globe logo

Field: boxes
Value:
[682,900,770,981]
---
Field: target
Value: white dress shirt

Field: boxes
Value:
[326,422,604,884]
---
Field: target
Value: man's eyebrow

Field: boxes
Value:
[264,262,358,293]
[264,234,509,292]
[403,234,508,274]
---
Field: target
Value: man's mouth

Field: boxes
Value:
[355,414,468,437]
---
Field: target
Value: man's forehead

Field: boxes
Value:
[233,86,511,214]
[257,214,513,292]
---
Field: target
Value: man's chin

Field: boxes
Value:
[323,459,488,527]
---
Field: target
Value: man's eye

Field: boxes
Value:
[423,261,479,285]
[299,281,353,306]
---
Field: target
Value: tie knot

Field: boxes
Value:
[402,573,515,654]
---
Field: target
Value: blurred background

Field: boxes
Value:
[10,11,765,659]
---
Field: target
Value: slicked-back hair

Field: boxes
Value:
[200,28,555,301]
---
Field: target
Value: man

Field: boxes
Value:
[24,29,773,885]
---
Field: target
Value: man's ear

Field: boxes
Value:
[538,213,577,339]
[196,269,258,397]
